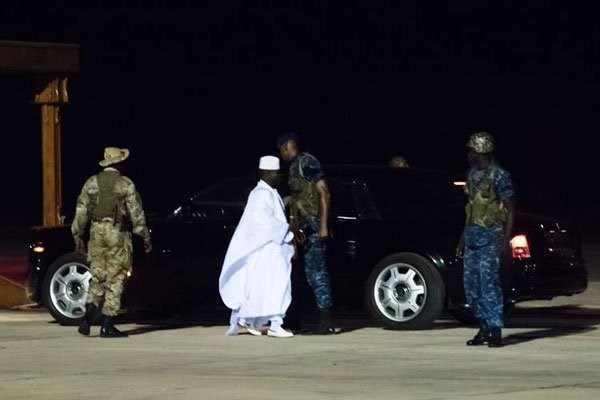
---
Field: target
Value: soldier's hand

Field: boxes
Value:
[289,218,299,234]
[74,238,87,255]
[318,226,329,239]
[455,240,464,259]
[144,240,153,254]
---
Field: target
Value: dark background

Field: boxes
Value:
[1,2,598,234]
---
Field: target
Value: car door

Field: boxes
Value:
[147,177,255,309]
[325,178,377,306]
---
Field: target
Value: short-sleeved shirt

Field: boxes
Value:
[288,153,324,221]
[291,153,324,183]
[465,163,514,243]
[467,164,514,202]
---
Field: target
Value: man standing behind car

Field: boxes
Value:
[456,132,515,348]
[278,132,336,334]
[72,147,152,338]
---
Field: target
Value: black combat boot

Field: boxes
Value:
[313,309,336,335]
[78,303,97,336]
[100,316,128,338]
[466,321,490,346]
[487,328,503,348]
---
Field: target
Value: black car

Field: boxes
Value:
[26,165,588,329]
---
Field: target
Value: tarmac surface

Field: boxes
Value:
[1,228,600,399]
[1,286,600,400]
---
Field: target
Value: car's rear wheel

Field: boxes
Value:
[42,253,92,325]
[366,253,445,330]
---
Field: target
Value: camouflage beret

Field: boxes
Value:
[467,131,495,154]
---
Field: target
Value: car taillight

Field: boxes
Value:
[510,234,531,259]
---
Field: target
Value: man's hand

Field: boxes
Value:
[455,239,464,258]
[289,218,299,235]
[319,225,329,239]
[144,239,153,254]
[143,240,155,267]
[74,237,86,255]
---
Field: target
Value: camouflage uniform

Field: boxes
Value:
[288,153,333,311]
[463,164,514,329]
[72,169,152,317]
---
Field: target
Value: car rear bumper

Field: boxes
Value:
[509,259,588,301]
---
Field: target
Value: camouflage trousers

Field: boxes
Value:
[86,220,133,316]
[303,218,333,311]
[463,226,504,328]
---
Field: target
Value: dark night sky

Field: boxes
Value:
[1,2,599,232]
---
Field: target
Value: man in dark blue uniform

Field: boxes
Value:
[456,132,515,348]
[278,132,336,334]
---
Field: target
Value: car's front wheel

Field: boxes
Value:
[41,253,92,325]
[366,253,445,330]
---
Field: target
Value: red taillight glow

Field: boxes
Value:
[510,234,531,259]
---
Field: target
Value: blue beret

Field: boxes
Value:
[277,132,299,149]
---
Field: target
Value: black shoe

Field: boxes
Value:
[100,316,128,338]
[312,309,337,335]
[312,325,337,335]
[78,303,97,336]
[466,328,490,346]
[487,328,503,348]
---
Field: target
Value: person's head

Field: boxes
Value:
[277,132,300,162]
[389,155,409,168]
[99,147,129,172]
[258,155,281,187]
[466,131,495,168]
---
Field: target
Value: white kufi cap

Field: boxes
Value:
[259,155,280,170]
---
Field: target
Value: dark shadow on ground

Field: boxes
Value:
[34,302,600,340]
[119,304,600,337]
[501,326,595,346]
[123,322,211,336]
[489,305,599,346]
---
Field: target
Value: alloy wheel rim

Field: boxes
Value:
[373,262,427,322]
[49,262,92,319]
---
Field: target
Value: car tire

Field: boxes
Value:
[41,253,93,325]
[366,253,445,330]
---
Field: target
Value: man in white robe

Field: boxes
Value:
[219,155,295,338]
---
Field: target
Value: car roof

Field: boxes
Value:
[322,164,455,182]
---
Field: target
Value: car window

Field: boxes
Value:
[325,178,380,220]
[364,173,464,221]
[353,180,381,219]
[327,179,358,217]
[191,177,255,206]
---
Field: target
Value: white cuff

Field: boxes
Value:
[284,231,294,243]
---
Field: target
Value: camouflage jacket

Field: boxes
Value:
[71,168,152,247]
[288,152,324,221]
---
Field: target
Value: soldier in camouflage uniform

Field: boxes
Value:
[278,132,336,334]
[72,147,152,338]
[456,132,515,348]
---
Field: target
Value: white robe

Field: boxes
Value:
[219,180,294,320]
